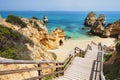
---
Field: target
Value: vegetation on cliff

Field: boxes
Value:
[105,19,120,38]
[0,14,65,61]
[116,40,120,52]
[32,16,39,20]
[104,40,120,80]
[0,25,33,59]
[6,15,27,28]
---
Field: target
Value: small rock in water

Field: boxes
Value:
[43,16,48,23]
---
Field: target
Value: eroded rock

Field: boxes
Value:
[84,11,97,27]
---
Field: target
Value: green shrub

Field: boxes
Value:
[104,64,120,80]
[34,21,39,28]
[0,25,33,60]
[116,41,120,53]
[32,16,39,20]
[6,15,27,28]
[104,52,112,62]
[44,75,55,80]
[29,20,33,24]
[0,47,18,59]
[49,52,57,60]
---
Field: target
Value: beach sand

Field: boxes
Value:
[48,37,115,61]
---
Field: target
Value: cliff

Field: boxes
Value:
[104,40,120,79]
[104,19,120,38]
[0,15,65,60]
[0,15,65,80]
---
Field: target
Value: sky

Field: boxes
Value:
[0,0,120,11]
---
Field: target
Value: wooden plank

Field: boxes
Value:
[0,60,63,64]
[0,65,63,75]
[24,71,64,80]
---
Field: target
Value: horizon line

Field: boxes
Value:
[0,10,120,12]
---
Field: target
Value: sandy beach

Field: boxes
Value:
[48,37,115,61]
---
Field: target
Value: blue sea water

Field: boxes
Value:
[0,11,120,39]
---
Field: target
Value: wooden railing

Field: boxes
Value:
[90,43,105,80]
[0,46,85,80]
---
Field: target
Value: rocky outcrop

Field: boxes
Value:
[104,41,120,79]
[43,16,48,23]
[89,14,106,36]
[51,28,65,46]
[90,20,104,36]
[104,19,120,38]
[84,12,107,37]
[0,15,65,60]
[97,14,106,26]
[0,15,65,80]
[84,12,106,27]
[84,11,97,27]
[40,28,65,49]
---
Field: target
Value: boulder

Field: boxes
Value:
[84,11,97,27]
[43,16,48,23]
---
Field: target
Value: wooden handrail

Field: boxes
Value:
[90,43,105,80]
[0,46,85,80]
[0,60,63,64]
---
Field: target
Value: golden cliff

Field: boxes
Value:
[0,15,65,80]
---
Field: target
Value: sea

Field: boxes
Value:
[0,11,120,39]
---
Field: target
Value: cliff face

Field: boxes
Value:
[104,19,120,37]
[84,11,97,27]
[0,15,65,80]
[104,41,120,79]
[0,15,64,60]
[40,28,65,49]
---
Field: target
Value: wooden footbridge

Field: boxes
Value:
[0,42,105,80]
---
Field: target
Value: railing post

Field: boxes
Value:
[56,63,59,77]
[38,63,41,80]
[61,63,64,75]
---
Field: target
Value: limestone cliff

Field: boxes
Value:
[84,11,97,27]
[0,15,65,80]
[40,28,65,49]
[104,40,120,79]
[104,19,120,38]
[0,15,65,60]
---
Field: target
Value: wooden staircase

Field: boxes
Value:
[54,44,99,80]
[0,42,105,80]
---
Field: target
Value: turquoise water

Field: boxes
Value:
[0,11,120,39]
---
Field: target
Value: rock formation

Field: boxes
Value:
[90,20,104,36]
[0,15,65,80]
[43,16,48,23]
[40,28,65,49]
[85,12,108,37]
[97,14,106,26]
[0,15,65,60]
[84,12,106,27]
[84,11,97,27]
[104,19,120,37]
[104,40,120,79]
[89,14,106,36]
